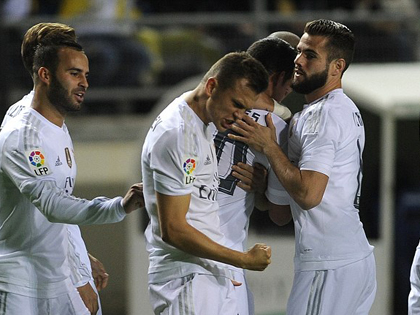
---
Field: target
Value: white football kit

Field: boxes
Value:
[1,92,102,313]
[409,240,420,314]
[142,92,236,314]
[0,108,126,313]
[214,108,289,315]
[286,89,376,314]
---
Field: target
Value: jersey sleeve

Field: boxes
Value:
[1,132,126,225]
[299,105,339,177]
[150,127,197,196]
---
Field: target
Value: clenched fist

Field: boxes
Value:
[243,243,271,271]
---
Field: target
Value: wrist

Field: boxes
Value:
[262,138,278,157]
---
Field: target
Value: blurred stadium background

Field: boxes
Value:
[1,1,419,314]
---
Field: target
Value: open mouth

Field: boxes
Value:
[74,92,85,103]
[222,119,235,130]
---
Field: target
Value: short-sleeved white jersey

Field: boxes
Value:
[214,109,289,258]
[287,89,373,271]
[0,108,126,298]
[142,92,230,283]
[1,92,93,288]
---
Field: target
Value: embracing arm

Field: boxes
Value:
[230,114,328,210]
[157,192,271,271]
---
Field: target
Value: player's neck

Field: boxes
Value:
[305,79,341,104]
[31,89,65,127]
[185,86,210,125]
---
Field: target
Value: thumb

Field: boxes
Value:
[266,113,275,131]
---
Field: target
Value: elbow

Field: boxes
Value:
[160,229,173,245]
[160,225,179,246]
[294,191,323,210]
[268,204,292,226]
[297,196,322,210]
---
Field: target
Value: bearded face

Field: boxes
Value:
[291,63,329,95]
[47,72,82,114]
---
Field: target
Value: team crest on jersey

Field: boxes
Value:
[27,149,52,176]
[183,158,196,184]
[65,148,72,168]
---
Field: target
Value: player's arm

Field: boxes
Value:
[156,192,271,271]
[77,283,99,315]
[268,204,292,226]
[229,114,328,210]
[89,253,109,291]
[2,137,143,224]
[231,162,270,211]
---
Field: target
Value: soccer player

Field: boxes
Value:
[0,22,108,314]
[409,240,420,314]
[229,19,377,314]
[214,36,296,315]
[0,40,143,314]
[142,51,271,314]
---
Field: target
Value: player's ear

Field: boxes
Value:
[38,67,51,85]
[205,77,217,96]
[331,58,345,77]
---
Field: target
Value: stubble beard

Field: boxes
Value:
[47,74,81,114]
[291,65,329,95]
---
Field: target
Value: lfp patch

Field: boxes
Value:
[183,158,196,185]
[27,149,52,176]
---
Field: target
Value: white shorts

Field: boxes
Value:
[287,253,376,315]
[149,273,238,315]
[230,269,254,315]
[0,287,90,315]
[409,243,420,314]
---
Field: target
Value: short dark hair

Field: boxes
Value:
[33,41,83,78]
[304,19,355,73]
[22,23,77,77]
[247,37,296,82]
[202,51,268,95]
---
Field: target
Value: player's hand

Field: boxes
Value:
[89,253,109,291]
[243,243,271,271]
[229,114,276,153]
[232,162,267,194]
[122,183,144,214]
[77,282,99,315]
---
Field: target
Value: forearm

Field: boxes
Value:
[162,222,246,269]
[21,179,126,224]
[262,141,316,210]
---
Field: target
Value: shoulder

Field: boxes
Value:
[246,109,287,129]
[0,110,43,151]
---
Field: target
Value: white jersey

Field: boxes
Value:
[0,108,126,298]
[1,92,93,289]
[142,92,230,283]
[287,88,373,271]
[214,109,289,256]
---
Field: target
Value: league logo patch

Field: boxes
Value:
[183,158,196,175]
[28,150,45,167]
[27,149,52,176]
[183,158,196,185]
